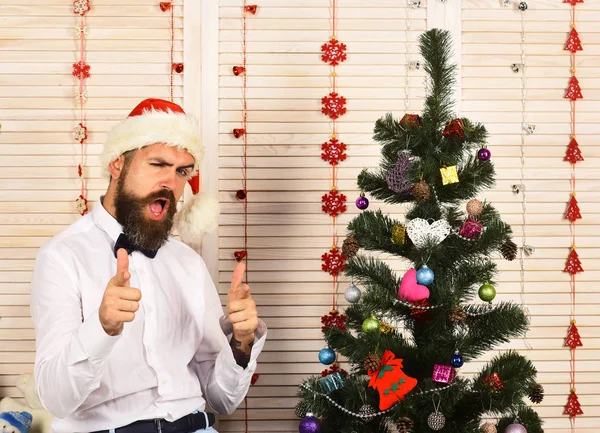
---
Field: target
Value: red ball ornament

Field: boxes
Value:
[236,189,247,200]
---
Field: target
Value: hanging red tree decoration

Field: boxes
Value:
[565,195,582,222]
[564,248,583,275]
[321,38,347,66]
[321,92,347,120]
[564,76,583,100]
[565,321,582,348]
[564,390,583,417]
[563,2,584,425]
[564,137,584,163]
[564,28,582,53]
[321,137,347,166]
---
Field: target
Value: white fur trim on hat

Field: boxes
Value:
[176,192,220,248]
[100,109,203,177]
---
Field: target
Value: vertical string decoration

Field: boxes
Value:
[160,0,176,101]
[515,1,533,350]
[319,0,348,377]
[73,0,91,216]
[563,0,584,426]
[234,3,259,432]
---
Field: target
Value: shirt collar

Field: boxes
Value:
[92,196,124,244]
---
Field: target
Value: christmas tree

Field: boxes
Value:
[296,29,544,433]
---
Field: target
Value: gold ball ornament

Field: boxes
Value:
[481,423,497,433]
[467,199,483,216]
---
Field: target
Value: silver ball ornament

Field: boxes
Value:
[344,283,361,303]
[505,423,527,433]
[427,411,446,431]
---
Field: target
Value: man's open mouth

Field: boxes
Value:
[148,198,170,220]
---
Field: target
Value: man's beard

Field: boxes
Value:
[114,177,177,253]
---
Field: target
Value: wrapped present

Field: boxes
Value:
[482,372,503,391]
[319,371,345,394]
[432,364,456,384]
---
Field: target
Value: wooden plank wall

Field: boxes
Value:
[0,0,598,432]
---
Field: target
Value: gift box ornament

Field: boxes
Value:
[319,371,345,394]
[482,372,504,391]
[432,364,456,384]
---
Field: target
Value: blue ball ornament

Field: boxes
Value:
[416,265,435,286]
[318,347,336,365]
[450,350,464,368]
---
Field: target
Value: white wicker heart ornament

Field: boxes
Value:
[406,218,451,248]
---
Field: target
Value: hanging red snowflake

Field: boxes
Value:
[72,61,91,79]
[565,76,583,100]
[322,189,347,217]
[565,195,582,222]
[321,137,347,166]
[74,123,88,144]
[564,248,583,275]
[564,390,583,417]
[73,0,91,16]
[75,194,88,216]
[564,28,583,53]
[321,92,347,120]
[321,363,348,378]
[565,322,583,347]
[321,247,346,276]
[563,0,583,4]
[321,39,347,66]
[564,137,584,164]
[321,309,346,332]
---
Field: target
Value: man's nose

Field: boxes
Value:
[160,170,178,190]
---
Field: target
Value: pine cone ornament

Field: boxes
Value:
[412,180,430,202]
[342,235,359,259]
[396,417,415,433]
[501,240,518,261]
[529,383,545,404]
[363,353,381,373]
[449,306,467,324]
[294,401,309,418]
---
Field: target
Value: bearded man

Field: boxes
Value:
[30,99,266,433]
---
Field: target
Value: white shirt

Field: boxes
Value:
[30,199,267,433]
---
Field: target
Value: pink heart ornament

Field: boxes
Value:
[397,269,430,302]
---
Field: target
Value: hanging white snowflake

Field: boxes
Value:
[74,123,88,143]
[75,24,89,38]
[75,195,88,215]
[74,90,88,103]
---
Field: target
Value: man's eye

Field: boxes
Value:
[177,168,189,176]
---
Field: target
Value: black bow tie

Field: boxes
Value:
[113,233,158,259]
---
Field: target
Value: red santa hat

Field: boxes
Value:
[101,98,219,246]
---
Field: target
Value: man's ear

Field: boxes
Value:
[108,154,126,180]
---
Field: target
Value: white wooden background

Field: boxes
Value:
[1,0,599,432]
